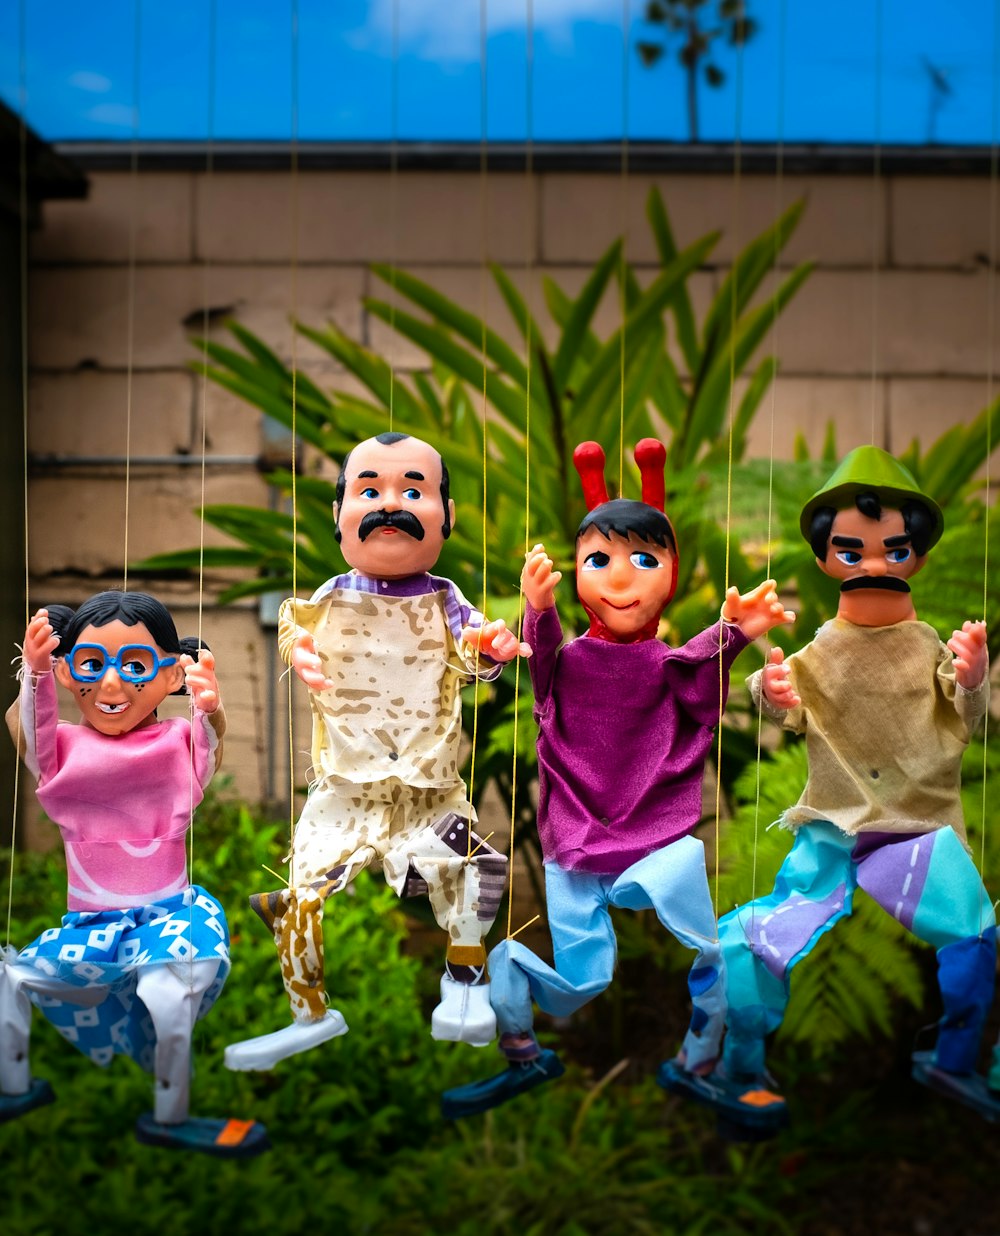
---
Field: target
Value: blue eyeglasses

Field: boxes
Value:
[66,643,178,685]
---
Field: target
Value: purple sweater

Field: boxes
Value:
[526,604,749,876]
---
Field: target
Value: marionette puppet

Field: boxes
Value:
[662,445,999,1135]
[0,592,267,1156]
[441,439,795,1118]
[225,431,527,1072]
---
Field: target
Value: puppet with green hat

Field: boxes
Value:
[661,445,999,1135]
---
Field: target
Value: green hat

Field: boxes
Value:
[799,445,944,549]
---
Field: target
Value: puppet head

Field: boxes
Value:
[333,432,455,580]
[800,446,943,626]
[51,591,202,736]
[572,439,678,643]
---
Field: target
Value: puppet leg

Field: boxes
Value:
[385,790,507,1047]
[134,960,269,1156]
[719,821,857,1079]
[225,788,380,1071]
[662,824,856,1137]
[855,827,998,1113]
[608,837,725,1072]
[0,957,103,1119]
[135,959,219,1124]
[440,865,614,1118]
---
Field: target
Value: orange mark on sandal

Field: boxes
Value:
[739,1089,784,1108]
[215,1119,257,1146]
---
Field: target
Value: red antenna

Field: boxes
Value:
[573,442,609,511]
[634,438,666,512]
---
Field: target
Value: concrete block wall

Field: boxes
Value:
[21,165,1000,844]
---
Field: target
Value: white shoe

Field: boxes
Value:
[431,977,496,1048]
[224,1009,348,1072]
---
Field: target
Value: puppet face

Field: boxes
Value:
[334,436,455,580]
[576,527,676,639]
[817,505,927,592]
[54,618,184,736]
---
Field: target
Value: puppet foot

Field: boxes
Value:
[657,1058,789,1141]
[431,976,496,1047]
[441,1050,565,1119]
[0,1078,54,1125]
[224,1009,348,1072]
[912,1051,1000,1123]
[135,1113,270,1157]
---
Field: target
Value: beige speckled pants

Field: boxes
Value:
[252,778,507,1022]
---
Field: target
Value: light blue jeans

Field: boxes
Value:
[489,836,726,1070]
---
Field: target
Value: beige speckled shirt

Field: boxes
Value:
[748,618,988,840]
[278,572,500,790]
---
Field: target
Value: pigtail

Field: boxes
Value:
[44,605,77,657]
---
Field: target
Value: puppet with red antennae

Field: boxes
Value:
[442,439,795,1118]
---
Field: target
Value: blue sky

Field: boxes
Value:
[0,0,996,145]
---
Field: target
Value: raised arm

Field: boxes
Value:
[181,648,227,775]
[10,609,63,780]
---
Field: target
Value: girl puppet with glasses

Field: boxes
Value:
[0,592,266,1156]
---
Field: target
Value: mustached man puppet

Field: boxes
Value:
[226,432,528,1072]
[442,439,795,1117]
[0,592,266,1156]
[663,445,998,1134]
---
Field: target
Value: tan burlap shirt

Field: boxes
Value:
[748,618,988,840]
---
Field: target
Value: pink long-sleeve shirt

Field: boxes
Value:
[19,670,219,912]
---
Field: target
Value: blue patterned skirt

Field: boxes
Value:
[15,885,230,1073]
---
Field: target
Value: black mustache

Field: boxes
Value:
[358,510,425,542]
[840,576,910,593]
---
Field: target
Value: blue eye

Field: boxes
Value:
[629,551,661,570]
[836,550,862,566]
[360,487,379,500]
[582,551,610,571]
[887,547,911,564]
[403,487,421,501]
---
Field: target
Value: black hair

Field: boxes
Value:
[808,491,937,559]
[576,498,677,552]
[334,432,452,542]
[47,591,206,696]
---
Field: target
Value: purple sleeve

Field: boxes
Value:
[665,620,750,728]
[524,604,563,706]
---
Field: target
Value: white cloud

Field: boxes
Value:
[86,102,135,129]
[362,0,619,62]
[70,70,113,93]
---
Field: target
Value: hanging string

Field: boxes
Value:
[188,0,217,900]
[869,0,883,445]
[712,20,745,919]
[506,0,535,939]
[6,0,30,951]
[287,0,302,877]
[387,0,399,432]
[466,0,490,859]
[749,0,787,926]
[977,0,1000,916]
[618,0,630,492]
[122,0,143,590]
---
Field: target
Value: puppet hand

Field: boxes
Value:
[948,619,988,690]
[181,649,221,714]
[521,544,562,611]
[761,647,800,711]
[462,619,531,662]
[22,609,59,675]
[291,634,335,692]
[722,579,796,640]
